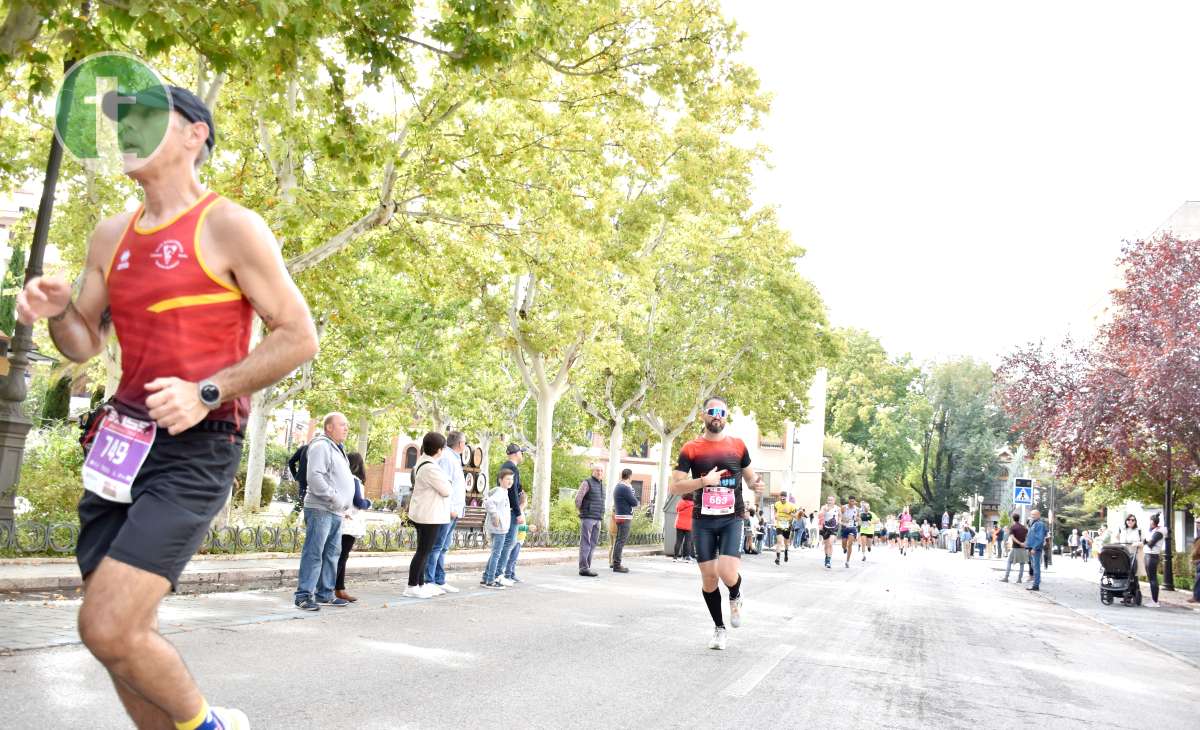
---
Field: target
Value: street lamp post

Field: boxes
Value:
[1164,444,1175,591]
[0,108,68,534]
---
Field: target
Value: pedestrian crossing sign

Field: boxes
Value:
[1013,485,1033,505]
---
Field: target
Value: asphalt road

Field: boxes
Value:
[1,544,1197,729]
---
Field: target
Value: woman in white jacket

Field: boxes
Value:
[404,432,451,599]
[335,452,372,602]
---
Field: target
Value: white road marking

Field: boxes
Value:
[722,643,795,697]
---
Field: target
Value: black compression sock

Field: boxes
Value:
[728,575,743,601]
[703,588,724,628]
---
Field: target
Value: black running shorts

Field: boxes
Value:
[76,424,243,589]
[775,527,792,541]
[693,515,744,562]
[820,527,836,540]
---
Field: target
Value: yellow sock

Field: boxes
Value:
[175,700,210,730]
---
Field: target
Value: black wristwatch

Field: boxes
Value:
[198,380,222,409]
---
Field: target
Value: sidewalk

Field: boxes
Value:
[978,551,1200,669]
[0,545,661,595]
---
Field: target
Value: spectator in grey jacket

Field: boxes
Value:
[294,413,356,611]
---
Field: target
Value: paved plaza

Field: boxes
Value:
[1,545,1197,728]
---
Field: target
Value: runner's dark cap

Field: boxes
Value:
[102,85,215,152]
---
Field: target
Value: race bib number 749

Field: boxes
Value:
[82,410,156,503]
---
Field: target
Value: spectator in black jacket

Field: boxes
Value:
[609,469,639,573]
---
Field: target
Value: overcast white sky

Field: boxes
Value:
[728,1,1200,365]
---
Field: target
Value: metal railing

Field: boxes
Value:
[0,521,664,555]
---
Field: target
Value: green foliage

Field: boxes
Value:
[39,376,72,425]
[822,435,880,505]
[0,243,25,335]
[549,496,580,533]
[16,425,83,522]
[232,469,277,509]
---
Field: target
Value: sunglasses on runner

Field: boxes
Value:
[705,407,727,418]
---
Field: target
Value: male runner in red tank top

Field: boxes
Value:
[18,85,317,730]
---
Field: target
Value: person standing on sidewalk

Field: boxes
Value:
[674,494,695,561]
[1189,537,1200,604]
[334,452,372,603]
[1143,513,1168,608]
[425,431,467,594]
[505,491,529,583]
[576,463,606,577]
[610,468,639,573]
[404,432,451,599]
[498,444,528,586]
[1026,510,1048,591]
[296,413,356,611]
[1001,513,1029,583]
[482,470,515,589]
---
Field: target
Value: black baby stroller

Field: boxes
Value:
[1099,544,1142,606]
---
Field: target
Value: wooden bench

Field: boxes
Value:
[456,505,487,531]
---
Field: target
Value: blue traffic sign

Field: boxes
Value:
[1013,486,1033,505]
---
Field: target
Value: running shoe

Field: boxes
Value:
[440,583,460,593]
[317,596,351,607]
[295,598,320,612]
[403,586,432,599]
[1147,601,1160,608]
[487,581,507,589]
[784,551,788,563]
[498,577,515,587]
[708,627,728,650]
[424,584,446,597]
[211,706,250,729]
[844,560,849,568]
[730,596,743,628]
[775,556,780,565]
[861,554,866,562]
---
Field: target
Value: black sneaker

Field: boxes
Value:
[317,597,350,607]
[775,555,780,565]
[295,598,320,612]
[784,551,789,563]
[613,566,630,574]
[579,569,599,577]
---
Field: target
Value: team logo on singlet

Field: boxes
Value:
[115,250,131,271]
[150,239,187,270]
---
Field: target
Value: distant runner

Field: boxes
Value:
[840,496,860,568]
[819,495,840,569]
[773,492,799,566]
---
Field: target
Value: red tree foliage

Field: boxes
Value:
[997,234,1200,487]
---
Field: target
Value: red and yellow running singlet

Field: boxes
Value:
[105,191,253,428]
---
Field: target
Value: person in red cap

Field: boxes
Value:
[18,83,317,730]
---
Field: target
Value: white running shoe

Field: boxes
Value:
[497,577,515,587]
[211,707,250,730]
[439,583,460,594]
[1147,601,1160,608]
[730,595,743,628]
[403,585,432,599]
[425,584,446,597]
[708,627,728,650]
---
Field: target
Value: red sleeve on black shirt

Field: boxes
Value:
[739,438,751,468]
[675,442,693,475]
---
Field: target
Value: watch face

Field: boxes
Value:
[201,383,220,405]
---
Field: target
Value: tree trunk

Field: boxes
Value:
[654,433,675,527]
[478,432,493,487]
[242,387,271,511]
[530,390,559,531]
[356,413,369,456]
[605,419,624,509]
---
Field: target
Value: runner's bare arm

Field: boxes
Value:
[202,206,318,399]
[16,215,124,362]
[741,466,759,490]
[144,204,317,435]
[670,466,721,495]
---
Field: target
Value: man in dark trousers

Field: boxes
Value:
[576,463,606,577]
[610,468,639,573]
[497,444,527,586]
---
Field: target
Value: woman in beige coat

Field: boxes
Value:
[404,432,451,599]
